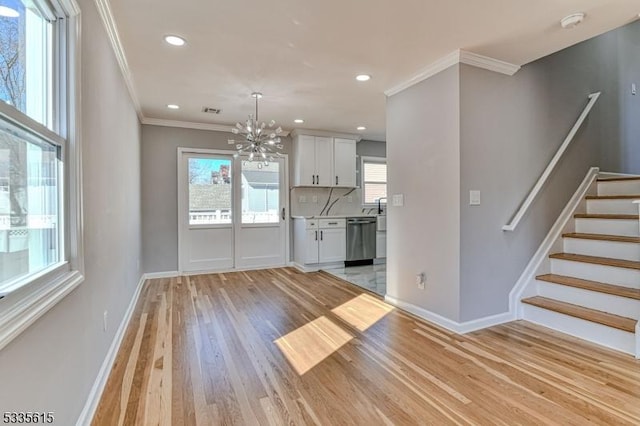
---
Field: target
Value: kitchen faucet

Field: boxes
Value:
[377,197,387,215]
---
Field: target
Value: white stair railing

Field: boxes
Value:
[503,92,601,231]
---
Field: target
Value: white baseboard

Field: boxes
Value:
[509,167,600,317]
[384,295,513,334]
[144,270,179,279]
[75,273,147,426]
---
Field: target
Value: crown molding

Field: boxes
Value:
[290,128,363,142]
[141,117,291,136]
[385,49,521,97]
[93,0,143,121]
[459,50,521,76]
[384,50,460,97]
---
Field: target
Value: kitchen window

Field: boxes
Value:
[361,157,387,206]
[0,0,82,351]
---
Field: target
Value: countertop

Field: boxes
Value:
[291,214,379,219]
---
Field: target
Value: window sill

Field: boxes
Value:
[0,267,84,351]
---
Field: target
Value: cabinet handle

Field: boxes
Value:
[320,230,323,241]
[315,230,318,241]
[328,222,338,225]
[316,175,319,185]
[312,175,315,185]
[336,176,338,185]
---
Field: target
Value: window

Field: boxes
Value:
[0,0,81,350]
[241,161,280,224]
[361,157,387,206]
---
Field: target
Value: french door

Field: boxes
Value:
[178,149,288,273]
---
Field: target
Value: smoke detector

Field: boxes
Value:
[560,13,585,29]
[202,107,222,114]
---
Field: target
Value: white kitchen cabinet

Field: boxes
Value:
[293,135,333,186]
[376,231,386,259]
[318,227,347,263]
[333,138,357,187]
[293,218,346,268]
[292,133,356,187]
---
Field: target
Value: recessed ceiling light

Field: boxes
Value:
[357,126,366,131]
[167,104,180,109]
[294,119,304,124]
[356,74,371,82]
[0,6,20,17]
[560,13,585,29]
[164,35,186,46]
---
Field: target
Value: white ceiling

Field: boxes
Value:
[108,0,639,142]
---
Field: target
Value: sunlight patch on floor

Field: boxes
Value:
[274,316,354,375]
[331,293,394,332]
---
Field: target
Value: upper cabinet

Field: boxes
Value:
[333,138,357,187]
[292,133,357,187]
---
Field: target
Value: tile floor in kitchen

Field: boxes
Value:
[323,263,386,296]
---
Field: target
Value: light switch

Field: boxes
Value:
[392,194,404,207]
[470,190,481,206]
[299,196,307,203]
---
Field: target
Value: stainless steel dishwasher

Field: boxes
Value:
[346,217,377,263]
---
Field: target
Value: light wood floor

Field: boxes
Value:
[93,268,640,425]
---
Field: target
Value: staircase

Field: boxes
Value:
[521,175,640,357]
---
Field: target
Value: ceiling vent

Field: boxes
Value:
[202,107,222,114]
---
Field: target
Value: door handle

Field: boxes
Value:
[281,207,285,220]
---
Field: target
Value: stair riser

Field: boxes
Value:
[537,281,640,320]
[522,304,636,356]
[587,199,638,215]
[550,259,640,289]
[563,238,640,262]
[575,219,639,237]
[597,180,640,196]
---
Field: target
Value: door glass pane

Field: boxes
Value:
[188,157,232,225]
[242,161,280,224]
[0,121,60,288]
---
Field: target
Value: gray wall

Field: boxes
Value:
[141,125,292,273]
[386,65,461,321]
[0,1,142,423]
[458,20,638,321]
[617,22,640,174]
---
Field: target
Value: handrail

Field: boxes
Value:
[503,92,601,231]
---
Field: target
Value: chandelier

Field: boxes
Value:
[228,92,283,167]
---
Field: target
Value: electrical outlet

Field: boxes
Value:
[299,195,307,203]
[470,190,481,206]
[312,196,318,203]
[347,195,353,203]
[416,273,425,290]
[103,310,108,332]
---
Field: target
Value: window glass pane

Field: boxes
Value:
[242,161,280,224]
[0,122,60,287]
[0,0,52,127]
[188,157,232,225]
[363,183,387,204]
[364,162,386,183]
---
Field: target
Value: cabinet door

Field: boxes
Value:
[319,228,346,263]
[333,138,356,187]
[296,135,316,186]
[376,231,386,258]
[304,229,319,264]
[314,137,334,186]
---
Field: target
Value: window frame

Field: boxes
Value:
[0,0,83,351]
[360,156,387,208]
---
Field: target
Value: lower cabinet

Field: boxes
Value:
[294,218,346,267]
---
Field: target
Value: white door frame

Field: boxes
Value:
[177,147,290,274]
